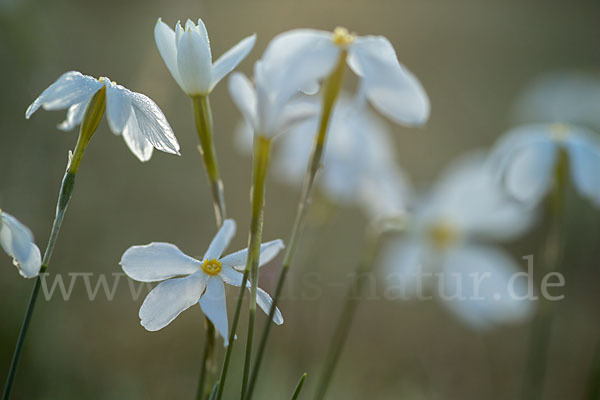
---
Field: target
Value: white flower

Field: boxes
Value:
[381,153,535,329]
[489,123,600,208]
[235,92,411,219]
[26,71,180,162]
[0,210,42,278]
[155,18,256,96]
[259,27,430,126]
[229,61,320,138]
[512,71,600,131]
[120,219,284,344]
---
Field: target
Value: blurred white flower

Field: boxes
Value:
[381,153,535,330]
[512,71,600,131]
[235,93,411,220]
[229,61,319,138]
[0,210,42,278]
[489,123,600,208]
[120,219,284,344]
[155,18,256,96]
[260,27,430,126]
[26,71,180,162]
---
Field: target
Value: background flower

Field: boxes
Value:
[0,210,41,278]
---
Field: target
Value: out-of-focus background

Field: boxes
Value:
[1,0,600,398]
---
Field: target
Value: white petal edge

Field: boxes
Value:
[220,239,285,270]
[121,242,200,282]
[0,212,42,278]
[210,34,256,92]
[199,277,230,345]
[204,219,236,260]
[154,18,185,91]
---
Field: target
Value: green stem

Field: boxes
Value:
[313,227,381,400]
[243,50,347,400]
[2,85,105,399]
[241,136,271,399]
[192,94,226,399]
[291,373,307,400]
[2,171,76,400]
[521,147,568,400]
[585,338,600,400]
[192,95,227,227]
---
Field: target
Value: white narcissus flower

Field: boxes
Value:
[259,27,430,126]
[120,219,284,344]
[26,71,180,162]
[489,123,600,208]
[155,18,256,96]
[381,153,535,330]
[235,92,411,220]
[0,210,42,278]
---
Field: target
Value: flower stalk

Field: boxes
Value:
[2,87,106,400]
[243,50,347,400]
[521,147,568,400]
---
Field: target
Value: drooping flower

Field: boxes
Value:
[489,123,600,208]
[235,92,411,220]
[0,210,42,278]
[259,27,430,126]
[120,219,284,344]
[381,153,535,329]
[155,18,256,97]
[26,71,180,162]
[512,71,600,131]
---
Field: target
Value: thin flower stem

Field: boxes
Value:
[2,87,105,400]
[192,95,227,227]
[2,171,76,400]
[585,338,600,400]
[241,136,271,399]
[192,94,226,400]
[243,51,347,400]
[521,148,568,400]
[291,373,307,400]
[313,226,381,400]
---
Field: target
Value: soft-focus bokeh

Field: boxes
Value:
[1,0,600,398]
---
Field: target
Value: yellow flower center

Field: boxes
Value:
[332,26,355,47]
[428,220,458,250]
[201,258,222,276]
[549,123,570,142]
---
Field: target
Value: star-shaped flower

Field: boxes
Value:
[489,123,600,208]
[120,219,284,345]
[26,71,180,162]
[0,210,42,278]
[155,18,256,96]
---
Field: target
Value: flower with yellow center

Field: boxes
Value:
[0,210,41,278]
[381,152,535,330]
[489,123,600,208]
[120,219,285,345]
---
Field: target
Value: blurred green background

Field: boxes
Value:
[1,0,600,398]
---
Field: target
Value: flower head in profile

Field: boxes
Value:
[26,71,180,162]
[260,27,430,126]
[120,219,284,345]
[489,123,600,208]
[0,210,42,278]
[381,153,535,329]
[155,18,256,96]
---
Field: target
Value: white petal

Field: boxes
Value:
[274,97,320,136]
[176,27,212,95]
[128,91,180,156]
[348,37,430,126]
[199,277,229,345]
[154,18,185,90]
[0,212,42,278]
[122,109,154,162]
[57,101,88,131]
[102,78,133,134]
[204,219,236,260]
[120,242,200,282]
[441,244,535,330]
[220,239,285,270]
[228,73,258,131]
[379,237,429,296]
[139,271,206,331]
[567,131,600,207]
[255,287,284,325]
[26,71,103,119]
[210,34,256,92]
